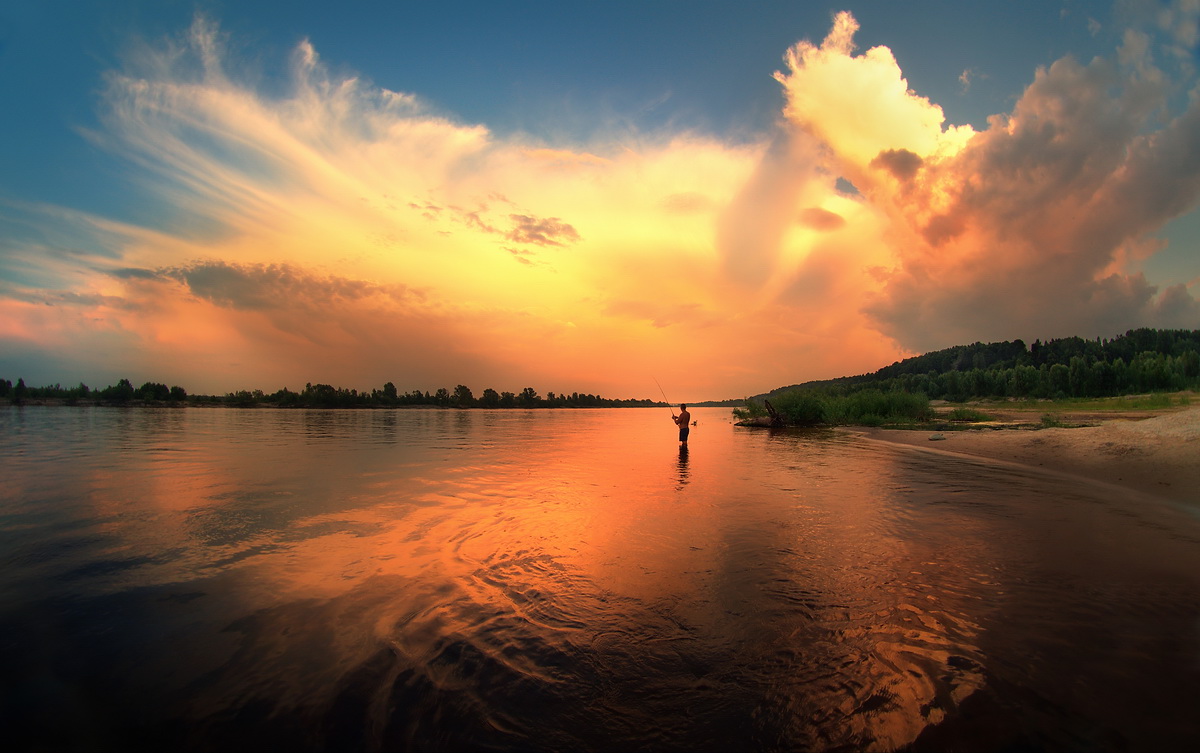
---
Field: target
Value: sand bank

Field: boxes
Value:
[846,406,1200,506]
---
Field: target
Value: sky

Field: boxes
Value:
[2,1,1199,402]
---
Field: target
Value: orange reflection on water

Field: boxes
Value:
[14,406,1200,751]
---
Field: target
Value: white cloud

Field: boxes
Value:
[3,10,1199,397]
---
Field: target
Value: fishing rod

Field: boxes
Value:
[652,376,677,418]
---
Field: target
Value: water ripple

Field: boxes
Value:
[3,407,1200,751]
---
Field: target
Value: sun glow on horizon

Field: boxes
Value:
[2,9,1199,398]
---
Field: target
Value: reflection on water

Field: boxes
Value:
[3,406,1200,751]
[676,445,690,490]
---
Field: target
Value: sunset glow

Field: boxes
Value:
[3,3,1199,400]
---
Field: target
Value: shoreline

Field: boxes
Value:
[0,400,681,410]
[843,405,1200,507]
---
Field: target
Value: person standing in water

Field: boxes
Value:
[673,404,691,445]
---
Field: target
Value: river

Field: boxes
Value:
[2,405,1199,751]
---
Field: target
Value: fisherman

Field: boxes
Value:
[673,404,691,445]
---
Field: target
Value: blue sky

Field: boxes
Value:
[1,1,1198,398]
[1,1,1119,213]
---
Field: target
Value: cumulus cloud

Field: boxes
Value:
[773,9,1200,353]
[869,149,923,182]
[1157,0,1199,54]
[774,12,975,167]
[3,9,1199,398]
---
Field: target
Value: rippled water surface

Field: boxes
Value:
[3,405,1200,751]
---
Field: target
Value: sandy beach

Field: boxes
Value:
[848,405,1200,507]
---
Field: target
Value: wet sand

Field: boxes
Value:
[847,405,1200,507]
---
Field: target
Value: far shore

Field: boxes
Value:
[0,398,724,409]
[845,404,1200,507]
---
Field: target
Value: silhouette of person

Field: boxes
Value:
[673,404,691,445]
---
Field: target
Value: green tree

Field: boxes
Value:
[304,383,338,406]
[138,382,171,401]
[452,384,475,407]
[1007,365,1038,397]
[773,390,825,424]
[1068,356,1095,397]
[227,390,256,406]
[940,370,967,402]
[104,378,135,402]
[1182,350,1200,379]
[271,387,299,405]
[480,388,500,408]
[1048,364,1070,398]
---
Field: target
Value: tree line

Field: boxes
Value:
[0,377,658,409]
[6,328,1198,410]
[233,383,657,408]
[757,328,1200,404]
[0,378,188,404]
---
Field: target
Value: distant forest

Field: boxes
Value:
[4,328,1198,409]
[758,328,1200,403]
[0,377,658,409]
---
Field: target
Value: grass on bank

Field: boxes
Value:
[735,390,1195,429]
[946,407,993,422]
[974,392,1192,413]
[734,388,934,427]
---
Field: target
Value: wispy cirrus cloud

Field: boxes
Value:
[161,261,424,313]
[2,8,1199,398]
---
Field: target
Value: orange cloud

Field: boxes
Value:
[773,10,1200,353]
[3,11,1199,399]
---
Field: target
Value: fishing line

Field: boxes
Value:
[652,376,677,418]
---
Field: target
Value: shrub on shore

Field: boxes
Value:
[773,390,827,424]
[947,407,992,422]
[736,388,932,427]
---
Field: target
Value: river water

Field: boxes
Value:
[2,405,1199,751]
